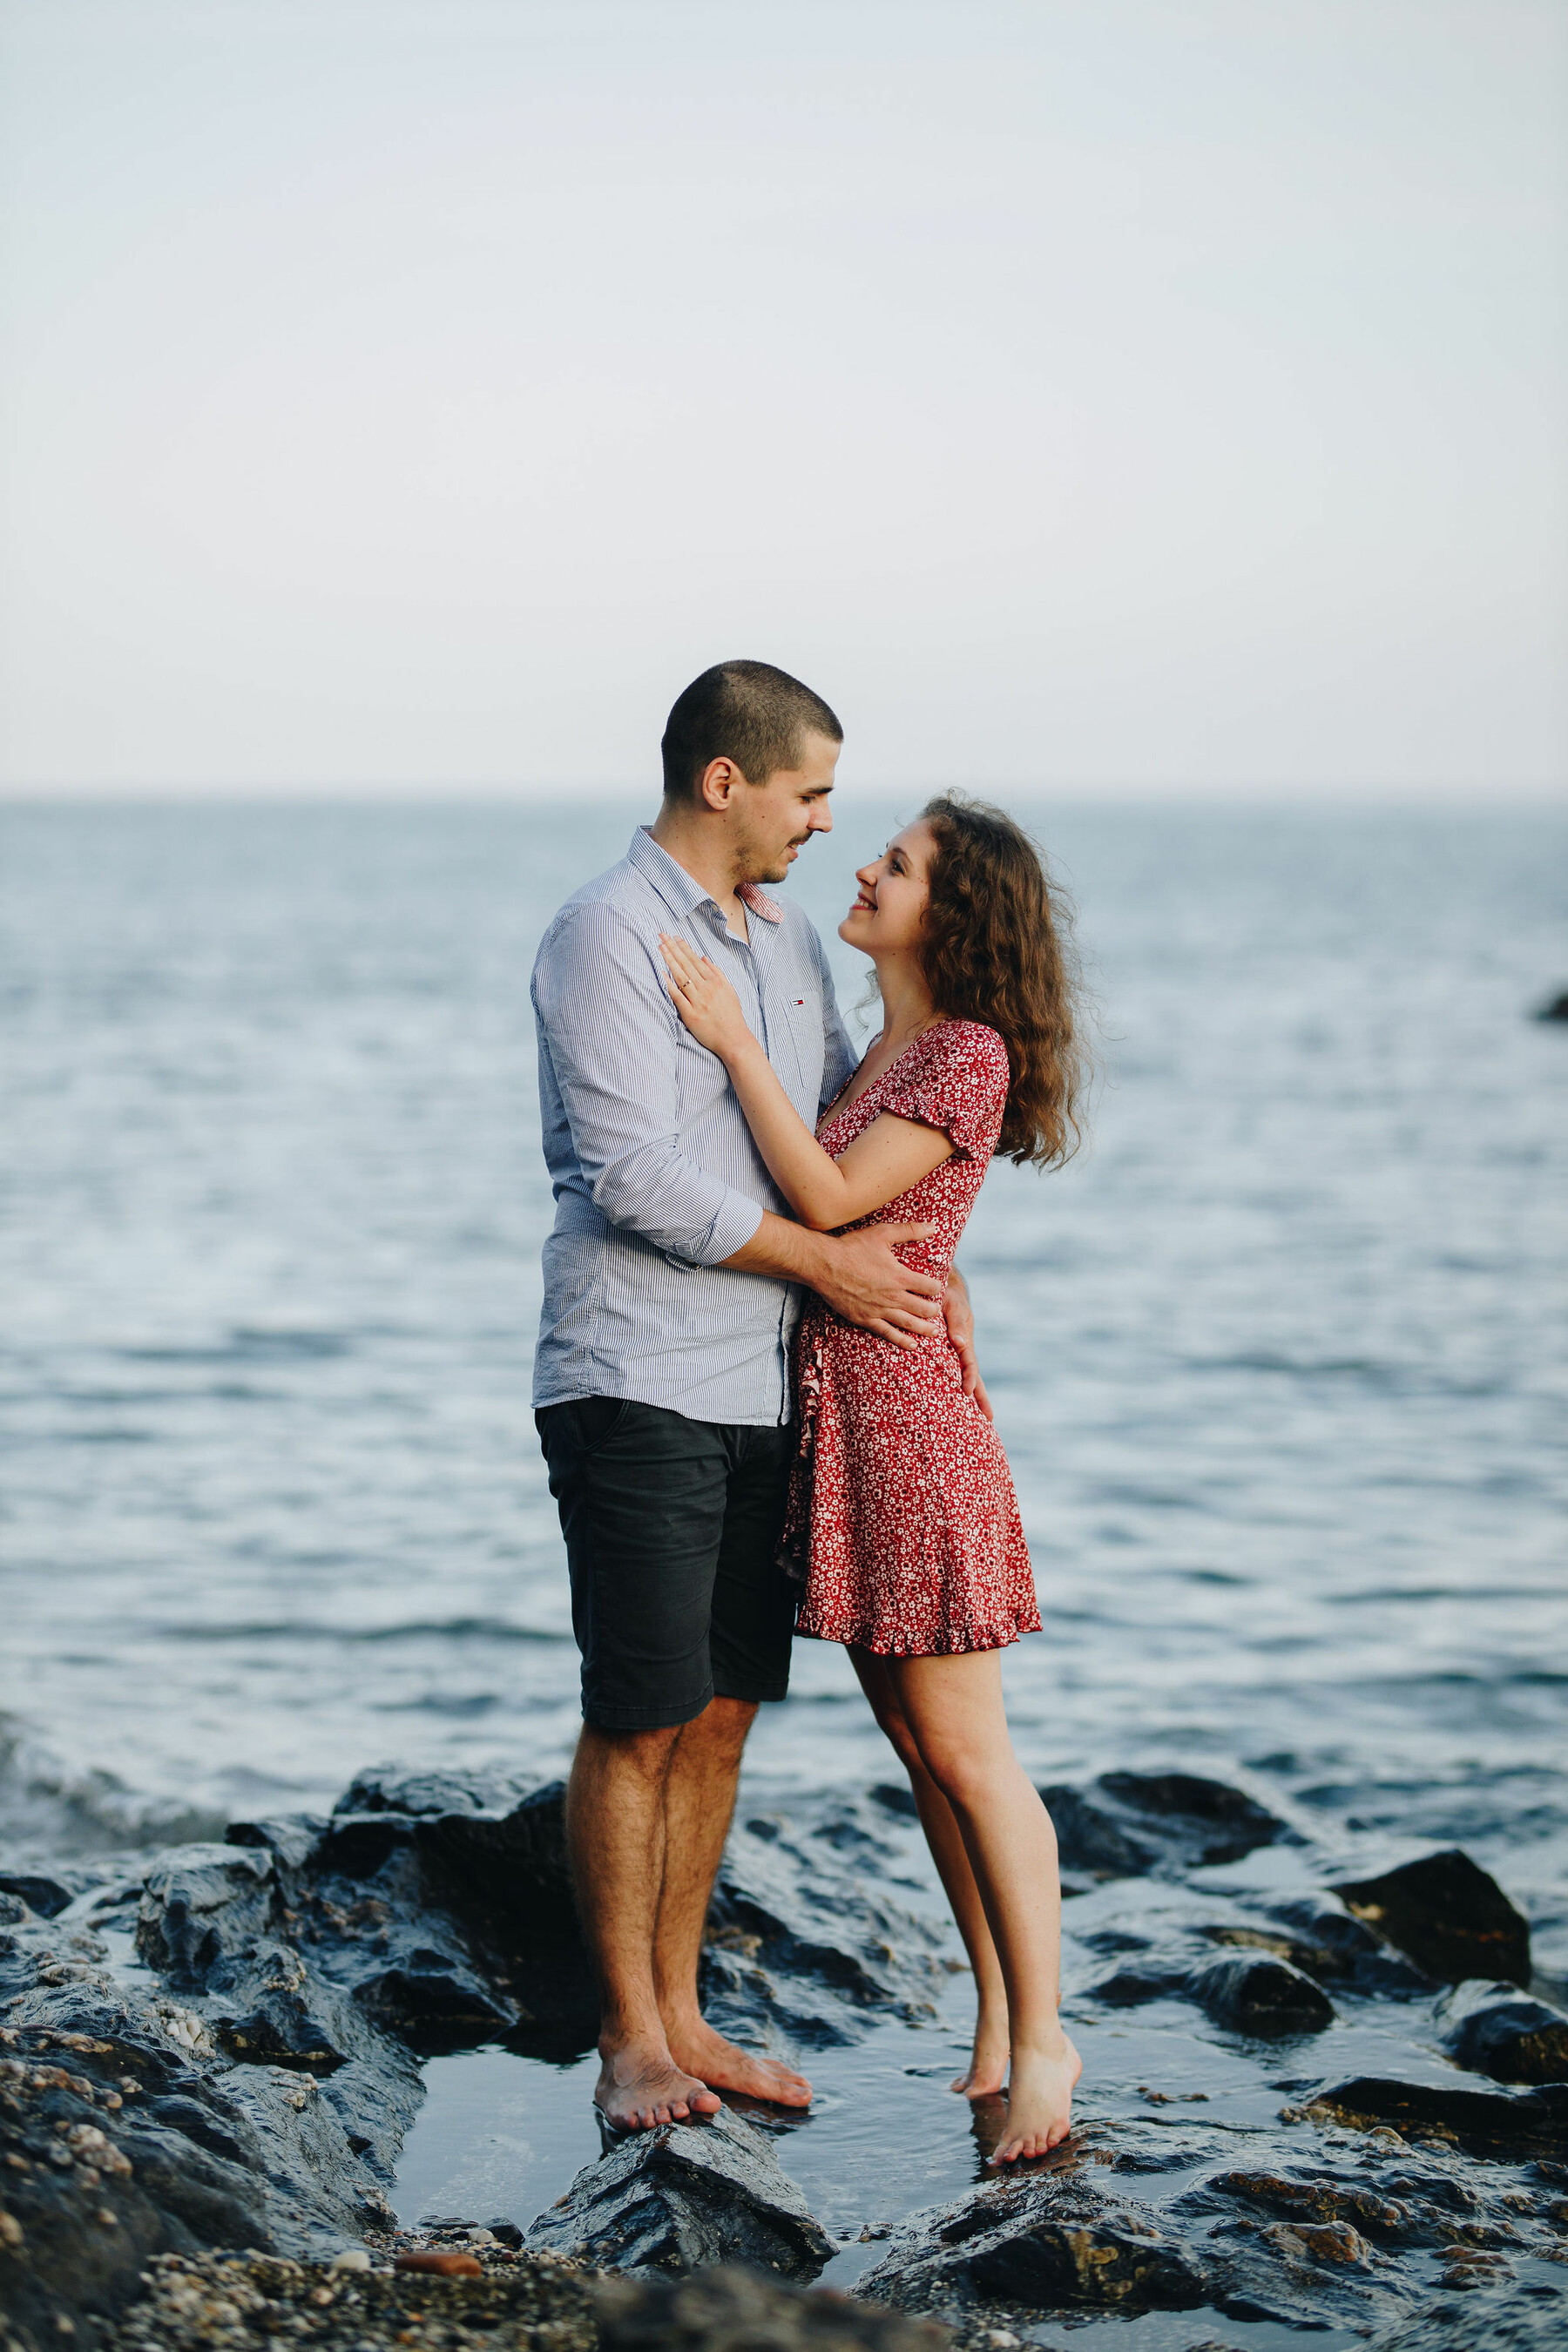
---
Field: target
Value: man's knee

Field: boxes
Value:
[572,1720,685,1788]
[676,1693,757,1764]
[707,1693,760,1736]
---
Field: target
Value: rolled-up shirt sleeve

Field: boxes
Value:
[532,903,765,1267]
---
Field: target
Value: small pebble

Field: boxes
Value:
[394,2250,484,2278]
[328,2249,372,2271]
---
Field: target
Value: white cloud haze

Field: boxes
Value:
[1,0,1565,796]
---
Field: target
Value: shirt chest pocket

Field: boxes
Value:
[774,985,823,1101]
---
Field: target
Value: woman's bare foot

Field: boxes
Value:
[990,2032,1081,2164]
[593,2038,723,2132]
[665,2016,812,2108]
[951,2008,1010,2099]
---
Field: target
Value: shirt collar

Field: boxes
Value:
[628,827,783,926]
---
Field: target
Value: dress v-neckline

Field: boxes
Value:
[819,1018,953,1134]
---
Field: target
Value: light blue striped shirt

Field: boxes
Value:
[531,827,857,1425]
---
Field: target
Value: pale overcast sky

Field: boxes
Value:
[2,0,1565,796]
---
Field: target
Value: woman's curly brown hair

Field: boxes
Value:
[917,794,1088,1167]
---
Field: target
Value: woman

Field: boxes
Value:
[659,794,1085,2163]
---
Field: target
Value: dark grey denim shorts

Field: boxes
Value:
[535,1396,797,1730]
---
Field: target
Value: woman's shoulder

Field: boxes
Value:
[928,1017,1010,1085]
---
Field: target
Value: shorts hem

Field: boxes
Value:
[583,1685,715,1731]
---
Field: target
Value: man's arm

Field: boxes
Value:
[723,1214,944,1349]
[533,903,762,1267]
[535,907,943,1345]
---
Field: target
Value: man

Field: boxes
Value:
[531,660,979,2130]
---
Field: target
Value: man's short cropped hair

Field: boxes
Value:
[660,661,842,801]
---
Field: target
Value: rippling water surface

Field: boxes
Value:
[3,800,1565,1959]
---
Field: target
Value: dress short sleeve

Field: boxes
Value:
[879,1020,1010,1159]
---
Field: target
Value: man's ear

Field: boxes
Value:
[697,758,743,813]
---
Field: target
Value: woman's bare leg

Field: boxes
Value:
[849,1647,1010,2095]
[883,1647,1079,2161]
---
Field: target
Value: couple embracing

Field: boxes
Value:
[531,661,1085,2166]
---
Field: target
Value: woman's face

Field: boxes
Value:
[838,820,936,956]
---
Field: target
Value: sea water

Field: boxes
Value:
[2,797,1565,2248]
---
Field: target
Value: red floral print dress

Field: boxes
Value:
[782,1018,1041,1655]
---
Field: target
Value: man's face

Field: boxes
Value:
[730,731,838,885]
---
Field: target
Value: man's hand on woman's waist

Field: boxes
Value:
[723,1214,944,1348]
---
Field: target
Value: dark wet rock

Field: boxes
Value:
[1037,1787,1155,1882]
[1189,1952,1335,2036]
[349,1949,517,2040]
[1436,1980,1568,2085]
[1093,1773,1293,1867]
[0,2005,390,2350]
[295,1774,940,2065]
[135,1845,277,1987]
[525,2106,835,2277]
[1180,2165,1414,2243]
[1082,1957,1193,2006]
[700,1813,945,2051]
[1534,988,1568,1022]
[594,2261,952,2352]
[0,1831,416,2343]
[869,1782,919,1819]
[6,1761,1564,2349]
[0,1873,73,1919]
[224,1815,328,1871]
[1038,1773,1292,1886]
[1267,1891,1429,1993]
[1301,2075,1568,2159]
[854,2150,1392,2332]
[1333,1849,1531,1986]
[856,2115,1568,2338]
[213,1942,358,2074]
[956,2211,1207,2311]
[274,1781,558,2055]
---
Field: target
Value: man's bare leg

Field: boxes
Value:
[850,1650,1010,2097]
[565,1722,723,2129]
[653,1695,812,2106]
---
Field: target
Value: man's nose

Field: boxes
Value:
[810,803,833,833]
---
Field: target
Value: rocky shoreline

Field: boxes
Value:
[3,1763,1566,2350]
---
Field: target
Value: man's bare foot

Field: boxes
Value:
[594,2038,722,2132]
[990,2033,1082,2164]
[951,2011,1010,2099]
[665,2016,812,2108]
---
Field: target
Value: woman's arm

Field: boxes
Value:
[659,934,954,1229]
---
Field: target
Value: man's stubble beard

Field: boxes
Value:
[755,834,809,886]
